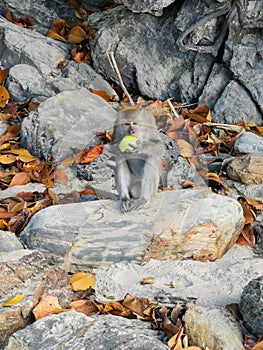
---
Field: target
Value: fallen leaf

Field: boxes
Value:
[0,68,9,84]
[2,295,25,307]
[54,168,68,185]
[103,301,132,317]
[252,341,263,350]
[0,125,20,144]
[46,29,67,42]
[140,277,155,285]
[32,295,63,320]
[78,143,104,164]
[67,25,87,44]
[8,172,31,187]
[236,224,255,248]
[69,299,99,316]
[70,271,95,291]
[122,293,150,318]
[0,86,10,107]
[0,154,16,165]
[188,105,212,123]
[176,139,195,157]
[91,90,111,101]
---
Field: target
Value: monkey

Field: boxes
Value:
[111,107,164,212]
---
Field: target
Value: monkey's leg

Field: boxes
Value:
[115,160,133,212]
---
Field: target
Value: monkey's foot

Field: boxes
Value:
[120,198,146,212]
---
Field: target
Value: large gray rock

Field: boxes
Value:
[90,6,214,101]
[213,81,262,125]
[116,0,175,14]
[239,276,263,335]
[0,17,68,77]
[20,88,118,162]
[1,0,75,35]
[0,250,72,346]
[20,189,244,271]
[4,310,170,350]
[184,304,243,350]
[6,64,54,103]
[234,132,263,154]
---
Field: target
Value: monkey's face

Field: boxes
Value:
[125,121,140,137]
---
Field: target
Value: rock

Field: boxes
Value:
[0,120,8,136]
[184,304,244,350]
[94,245,262,306]
[116,0,175,14]
[57,61,119,100]
[0,230,24,252]
[198,63,232,110]
[234,132,263,154]
[0,250,72,346]
[213,81,262,125]
[1,0,75,35]
[90,6,214,101]
[20,189,244,271]
[226,154,263,184]
[20,88,118,162]
[0,17,68,78]
[4,310,170,350]
[6,64,54,103]
[239,276,263,335]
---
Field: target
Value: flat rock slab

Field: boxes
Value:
[4,310,169,350]
[20,188,244,271]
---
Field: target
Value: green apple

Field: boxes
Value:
[119,135,138,152]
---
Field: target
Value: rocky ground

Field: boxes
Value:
[0,0,262,349]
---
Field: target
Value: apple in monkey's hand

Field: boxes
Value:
[119,135,138,152]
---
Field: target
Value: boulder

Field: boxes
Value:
[20,189,244,271]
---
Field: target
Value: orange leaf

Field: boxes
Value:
[32,295,63,320]
[46,29,67,42]
[0,154,16,165]
[0,69,9,85]
[71,48,86,63]
[67,25,87,44]
[9,172,31,187]
[54,169,68,185]
[91,90,111,101]
[176,139,195,157]
[0,125,20,144]
[0,86,10,107]
[236,224,255,248]
[69,300,99,316]
[252,341,263,350]
[79,143,104,164]
[204,172,224,185]
[140,277,155,285]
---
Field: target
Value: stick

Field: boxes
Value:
[167,98,180,119]
[107,52,135,105]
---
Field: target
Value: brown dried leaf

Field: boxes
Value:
[67,25,87,44]
[0,68,9,85]
[0,125,20,144]
[46,29,67,42]
[122,293,150,318]
[0,86,10,107]
[8,172,31,187]
[236,224,255,248]
[32,295,63,320]
[78,143,104,164]
[0,154,16,165]
[54,169,68,185]
[69,300,99,316]
[103,301,132,317]
[91,89,111,101]
[140,277,155,285]
[176,139,195,157]
[252,341,263,350]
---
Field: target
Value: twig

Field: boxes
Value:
[107,52,135,106]
[203,122,244,133]
[167,98,180,119]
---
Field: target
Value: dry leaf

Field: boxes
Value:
[103,301,132,317]
[0,125,20,144]
[0,68,9,84]
[122,293,150,318]
[78,143,104,164]
[70,271,95,291]
[176,139,195,157]
[252,341,263,350]
[140,277,155,285]
[46,29,67,42]
[69,299,99,316]
[54,169,68,185]
[32,295,63,320]
[67,25,87,44]
[0,154,16,165]
[0,86,10,107]
[2,294,25,307]
[236,224,255,248]
[9,172,31,187]
[91,89,111,101]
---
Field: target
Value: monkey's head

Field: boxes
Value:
[112,108,157,143]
